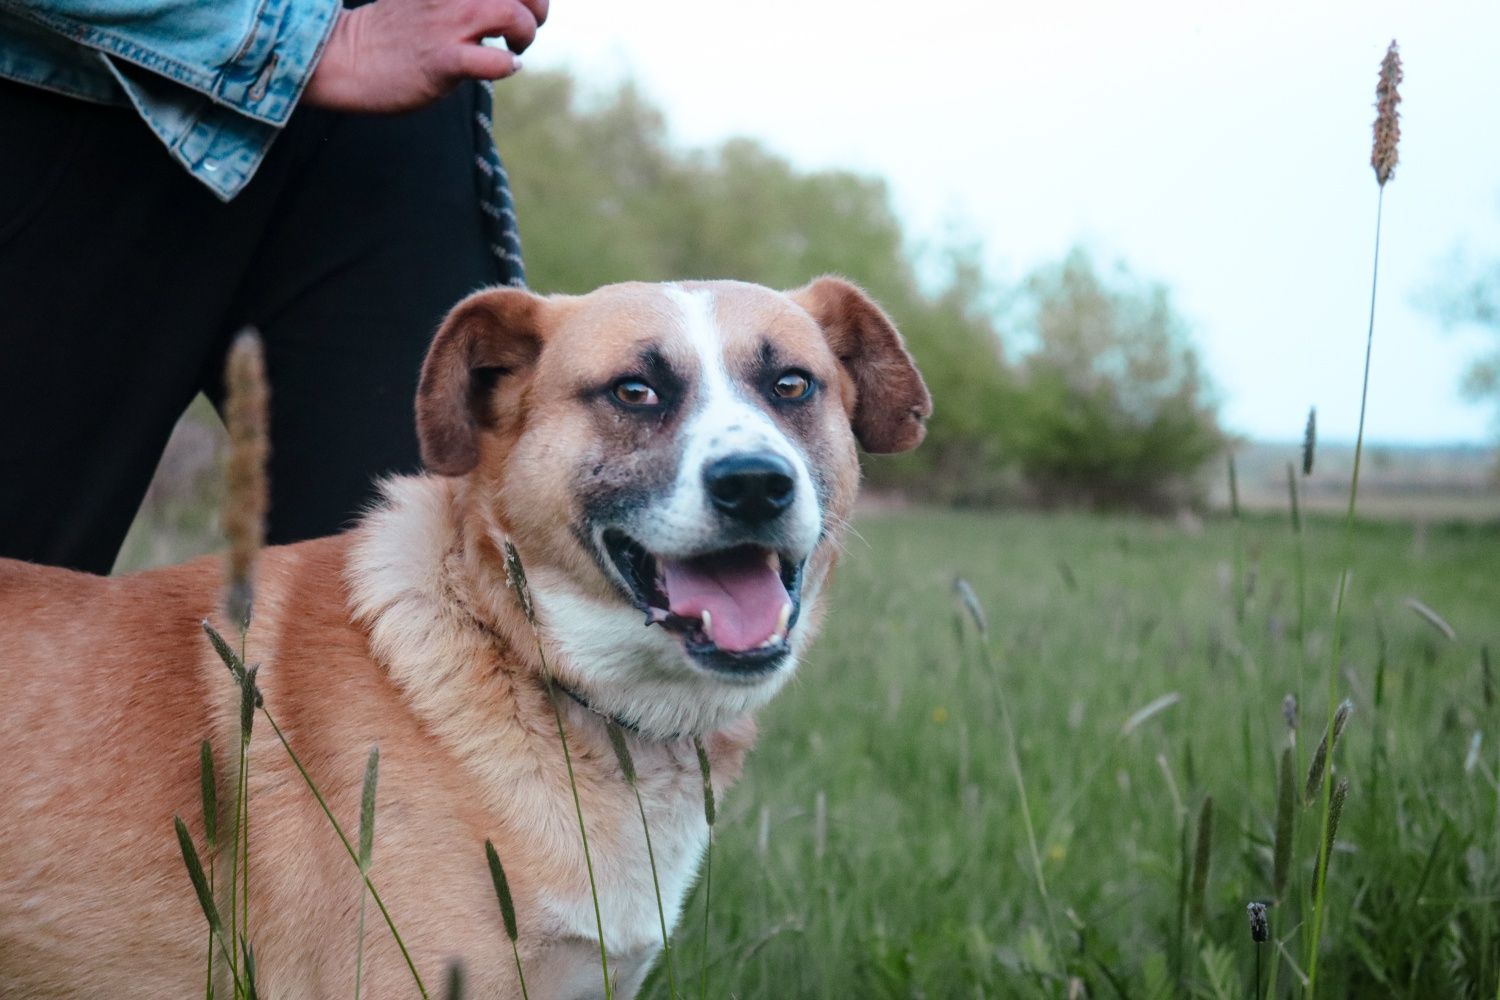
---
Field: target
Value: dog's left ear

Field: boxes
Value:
[789,276,932,454]
[416,286,548,477]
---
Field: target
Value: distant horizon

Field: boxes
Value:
[1243,438,1496,451]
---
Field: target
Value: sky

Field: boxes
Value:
[523,0,1500,445]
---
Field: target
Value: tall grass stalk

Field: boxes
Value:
[606,720,678,997]
[354,746,379,1000]
[175,815,247,998]
[240,936,260,1000]
[692,735,715,1000]
[226,664,255,993]
[1247,902,1268,1000]
[240,665,257,966]
[954,586,1065,975]
[220,330,268,999]
[1188,796,1213,929]
[502,541,612,998]
[1305,39,1401,991]
[199,741,218,1000]
[485,840,530,1000]
[203,622,430,999]
[1272,746,1295,902]
[1228,456,1245,625]
[1286,462,1308,732]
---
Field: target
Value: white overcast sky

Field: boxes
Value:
[522,0,1500,444]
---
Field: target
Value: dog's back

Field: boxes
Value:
[0,556,219,996]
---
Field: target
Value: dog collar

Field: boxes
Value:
[442,564,682,741]
[552,680,685,741]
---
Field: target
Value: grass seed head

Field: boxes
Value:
[224,330,269,631]
[502,541,536,626]
[239,664,259,739]
[202,619,248,684]
[359,745,380,870]
[952,577,988,639]
[1302,407,1317,476]
[1305,699,1354,804]
[1273,746,1295,900]
[485,839,520,941]
[443,959,466,1000]
[1371,40,1403,186]
[198,740,217,849]
[605,720,637,785]
[173,814,223,934]
[1405,597,1456,641]
[1324,777,1350,863]
[1246,901,1269,943]
[693,735,716,827]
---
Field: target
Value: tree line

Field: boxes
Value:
[493,71,1224,510]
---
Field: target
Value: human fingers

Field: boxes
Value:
[469,0,539,54]
[447,40,523,82]
[518,0,549,27]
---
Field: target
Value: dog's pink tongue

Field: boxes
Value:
[660,549,789,652]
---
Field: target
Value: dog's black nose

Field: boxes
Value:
[704,453,796,524]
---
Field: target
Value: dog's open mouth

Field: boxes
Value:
[602,529,804,671]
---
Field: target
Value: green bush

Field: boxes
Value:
[1004,249,1224,511]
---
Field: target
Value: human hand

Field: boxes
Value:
[304,0,549,113]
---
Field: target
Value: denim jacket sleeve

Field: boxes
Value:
[0,0,341,200]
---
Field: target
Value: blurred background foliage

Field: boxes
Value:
[491,70,1224,510]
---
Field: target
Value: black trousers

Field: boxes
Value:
[0,76,505,574]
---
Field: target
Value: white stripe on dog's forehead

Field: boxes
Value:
[665,284,781,455]
[664,285,728,385]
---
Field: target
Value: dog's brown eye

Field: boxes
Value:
[772,371,813,400]
[613,379,659,407]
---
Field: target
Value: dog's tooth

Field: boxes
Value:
[701,609,713,638]
[765,551,779,572]
[774,601,792,641]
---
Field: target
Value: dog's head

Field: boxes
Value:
[417,278,930,736]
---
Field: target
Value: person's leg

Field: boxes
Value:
[218,82,506,544]
[0,79,276,573]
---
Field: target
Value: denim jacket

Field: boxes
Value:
[0,0,340,201]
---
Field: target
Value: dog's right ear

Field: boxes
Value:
[416,286,547,477]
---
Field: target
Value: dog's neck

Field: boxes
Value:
[438,542,667,738]
[345,475,772,744]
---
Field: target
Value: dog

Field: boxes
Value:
[0,277,930,999]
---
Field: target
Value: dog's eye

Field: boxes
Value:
[613,378,660,407]
[772,371,814,401]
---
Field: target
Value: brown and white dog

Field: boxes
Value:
[0,278,929,999]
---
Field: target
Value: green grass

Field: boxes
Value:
[643,507,1500,998]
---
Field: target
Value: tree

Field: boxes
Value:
[1004,249,1224,511]
[1433,257,1500,431]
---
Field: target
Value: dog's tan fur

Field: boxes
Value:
[0,278,929,999]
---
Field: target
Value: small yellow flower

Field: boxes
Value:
[931,706,949,725]
[1047,843,1067,863]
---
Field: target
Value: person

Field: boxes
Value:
[0,0,549,574]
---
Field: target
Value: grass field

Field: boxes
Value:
[647,506,1500,999]
[115,418,1499,997]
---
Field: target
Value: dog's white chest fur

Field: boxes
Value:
[347,478,716,994]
